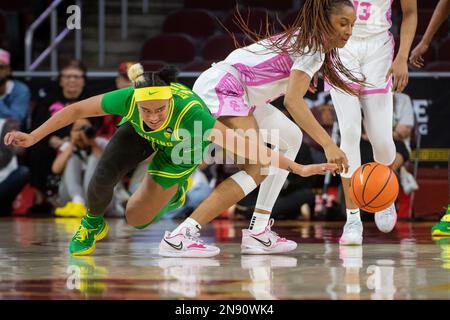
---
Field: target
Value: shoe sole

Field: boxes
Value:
[158,247,220,258]
[339,238,363,246]
[241,244,297,255]
[71,223,109,256]
[431,230,450,237]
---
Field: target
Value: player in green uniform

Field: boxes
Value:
[5,63,336,257]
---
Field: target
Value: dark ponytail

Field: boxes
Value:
[128,63,179,88]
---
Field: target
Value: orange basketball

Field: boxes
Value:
[349,162,399,213]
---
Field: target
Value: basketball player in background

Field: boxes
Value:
[328,0,417,245]
[410,0,450,237]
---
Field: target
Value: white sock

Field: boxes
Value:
[72,195,85,205]
[171,217,201,236]
[346,208,361,223]
[249,212,270,233]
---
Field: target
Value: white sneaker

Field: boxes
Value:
[339,246,363,268]
[400,167,419,194]
[241,219,297,254]
[339,220,363,246]
[159,227,220,258]
[375,204,397,233]
[158,258,220,298]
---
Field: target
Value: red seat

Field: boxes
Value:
[184,0,237,10]
[163,9,218,39]
[140,60,167,72]
[438,37,450,61]
[141,33,196,64]
[202,34,248,61]
[413,168,448,218]
[222,8,275,34]
[425,61,450,71]
[241,0,294,10]
[182,60,214,72]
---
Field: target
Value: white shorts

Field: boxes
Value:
[193,62,255,118]
[326,32,395,94]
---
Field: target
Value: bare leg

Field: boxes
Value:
[125,173,178,227]
[190,114,267,225]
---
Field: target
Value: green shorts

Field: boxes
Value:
[147,150,199,189]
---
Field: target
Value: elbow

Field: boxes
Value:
[51,166,60,175]
[51,162,63,175]
[283,96,295,112]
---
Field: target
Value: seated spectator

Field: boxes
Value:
[0,48,31,128]
[52,118,108,217]
[28,59,90,203]
[96,61,136,139]
[393,92,418,194]
[0,119,30,216]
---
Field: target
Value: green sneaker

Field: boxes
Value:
[70,216,109,256]
[431,206,450,237]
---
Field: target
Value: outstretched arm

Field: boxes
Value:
[284,70,348,174]
[410,0,450,67]
[209,120,337,177]
[4,95,106,147]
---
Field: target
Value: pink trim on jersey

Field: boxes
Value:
[232,53,293,86]
[386,0,394,29]
[213,73,254,117]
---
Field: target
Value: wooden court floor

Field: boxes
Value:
[0,217,448,300]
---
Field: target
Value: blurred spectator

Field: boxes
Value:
[393,92,415,152]
[28,59,90,201]
[52,118,108,217]
[0,119,30,216]
[96,61,136,139]
[0,48,31,128]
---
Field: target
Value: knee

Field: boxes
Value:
[124,208,149,228]
[230,169,261,196]
[281,122,303,152]
[372,140,396,165]
[340,125,361,146]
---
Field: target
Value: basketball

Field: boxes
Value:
[349,162,399,213]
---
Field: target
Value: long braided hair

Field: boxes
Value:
[233,0,365,96]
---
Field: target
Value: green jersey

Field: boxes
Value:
[101,83,217,188]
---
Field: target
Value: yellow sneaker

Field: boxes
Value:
[55,202,87,218]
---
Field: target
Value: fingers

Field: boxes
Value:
[385,67,393,83]
[396,73,409,92]
[4,132,19,146]
[313,73,319,87]
[409,55,424,68]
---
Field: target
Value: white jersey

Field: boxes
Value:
[221,38,324,107]
[352,0,393,38]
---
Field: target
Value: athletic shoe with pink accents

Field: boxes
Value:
[158,227,220,258]
[241,219,297,254]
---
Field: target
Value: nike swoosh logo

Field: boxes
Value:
[148,91,158,96]
[164,239,183,250]
[250,236,272,247]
